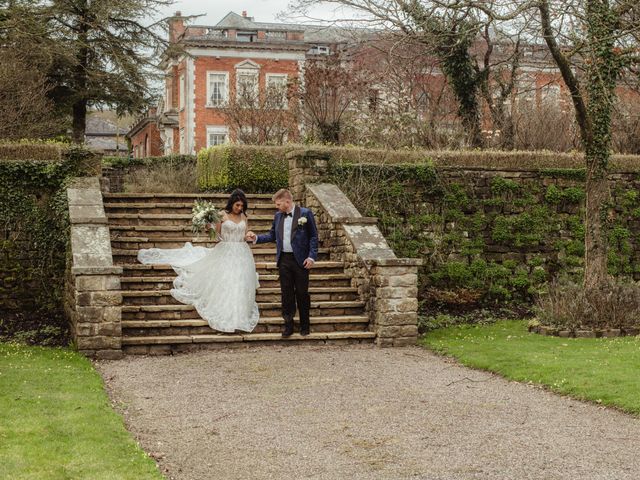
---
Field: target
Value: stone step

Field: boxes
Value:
[119,262,347,278]
[109,225,270,236]
[121,301,366,320]
[122,315,369,337]
[122,331,376,354]
[112,247,331,264]
[106,213,275,227]
[121,274,353,290]
[122,315,368,328]
[104,202,276,216]
[119,287,359,305]
[104,193,274,202]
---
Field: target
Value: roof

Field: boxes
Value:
[85,136,128,152]
[202,11,365,44]
[85,111,132,136]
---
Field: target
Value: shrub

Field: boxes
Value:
[536,279,640,330]
[102,154,198,193]
[197,145,291,193]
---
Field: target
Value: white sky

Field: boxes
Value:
[158,0,345,26]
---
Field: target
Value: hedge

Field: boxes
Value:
[197,145,292,193]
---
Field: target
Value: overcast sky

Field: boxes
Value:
[159,0,345,26]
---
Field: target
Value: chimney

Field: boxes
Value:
[242,11,247,17]
[169,11,186,43]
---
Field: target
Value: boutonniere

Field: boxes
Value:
[297,217,307,228]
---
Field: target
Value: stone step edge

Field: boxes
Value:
[104,193,274,199]
[121,274,350,283]
[104,202,277,209]
[119,261,344,270]
[122,331,376,345]
[112,247,330,255]
[122,301,366,312]
[120,287,358,296]
[123,316,369,328]
[107,213,275,220]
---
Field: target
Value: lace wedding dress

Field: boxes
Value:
[137,220,260,333]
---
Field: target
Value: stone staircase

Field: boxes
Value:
[104,193,375,354]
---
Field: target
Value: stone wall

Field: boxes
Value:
[65,177,123,359]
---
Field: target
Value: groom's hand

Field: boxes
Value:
[245,231,257,242]
[303,258,315,269]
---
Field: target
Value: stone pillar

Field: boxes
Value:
[370,260,421,347]
[66,177,123,359]
[288,149,330,204]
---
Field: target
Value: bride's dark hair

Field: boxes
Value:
[225,189,248,214]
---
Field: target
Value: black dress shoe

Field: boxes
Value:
[282,327,294,338]
[300,329,310,336]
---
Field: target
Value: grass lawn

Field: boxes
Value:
[422,320,640,416]
[0,342,163,480]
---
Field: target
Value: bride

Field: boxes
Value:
[137,189,260,333]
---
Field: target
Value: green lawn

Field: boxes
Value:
[0,342,163,480]
[422,320,640,415]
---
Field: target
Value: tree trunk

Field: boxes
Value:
[582,0,617,289]
[584,153,610,289]
[72,98,87,143]
[71,1,90,144]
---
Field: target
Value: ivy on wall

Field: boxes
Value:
[325,161,639,313]
[0,145,97,345]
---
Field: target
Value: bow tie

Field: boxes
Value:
[285,212,293,217]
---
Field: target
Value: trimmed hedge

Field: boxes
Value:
[197,145,292,193]
[294,146,640,172]
[0,141,65,162]
[102,154,196,168]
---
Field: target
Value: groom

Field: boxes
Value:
[246,189,318,337]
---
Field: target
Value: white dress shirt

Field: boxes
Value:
[282,204,294,253]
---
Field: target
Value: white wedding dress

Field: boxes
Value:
[137,219,260,333]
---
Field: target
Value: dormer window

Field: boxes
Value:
[308,45,330,55]
[237,31,258,42]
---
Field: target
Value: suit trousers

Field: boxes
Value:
[278,252,310,331]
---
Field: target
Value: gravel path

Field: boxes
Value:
[95,345,640,480]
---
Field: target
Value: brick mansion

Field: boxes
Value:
[127,10,639,157]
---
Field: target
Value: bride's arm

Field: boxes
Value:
[215,210,228,235]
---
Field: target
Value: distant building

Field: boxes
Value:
[128,10,349,157]
[127,107,165,158]
[127,10,639,156]
[85,112,131,156]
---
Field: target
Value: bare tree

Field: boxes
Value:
[222,80,297,145]
[0,49,59,140]
[295,52,369,144]
[290,0,640,288]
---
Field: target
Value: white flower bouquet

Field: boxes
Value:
[192,200,222,240]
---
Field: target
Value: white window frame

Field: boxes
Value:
[206,126,229,147]
[236,69,259,101]
[179,73,185,110]
[265,73,288,109]
[308,45,330,55]
[206,71,229,108]
[179,128,185,154]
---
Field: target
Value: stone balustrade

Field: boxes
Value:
[65,177,123,359]
[292,158,422,347]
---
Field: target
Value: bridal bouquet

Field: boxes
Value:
[192,200,222,240]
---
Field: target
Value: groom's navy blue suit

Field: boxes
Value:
[256,205,318,334]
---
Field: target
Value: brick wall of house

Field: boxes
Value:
[192,56,300,150]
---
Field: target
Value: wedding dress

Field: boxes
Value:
[137,219,260,333]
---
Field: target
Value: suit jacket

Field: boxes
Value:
[256,205,319,268]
